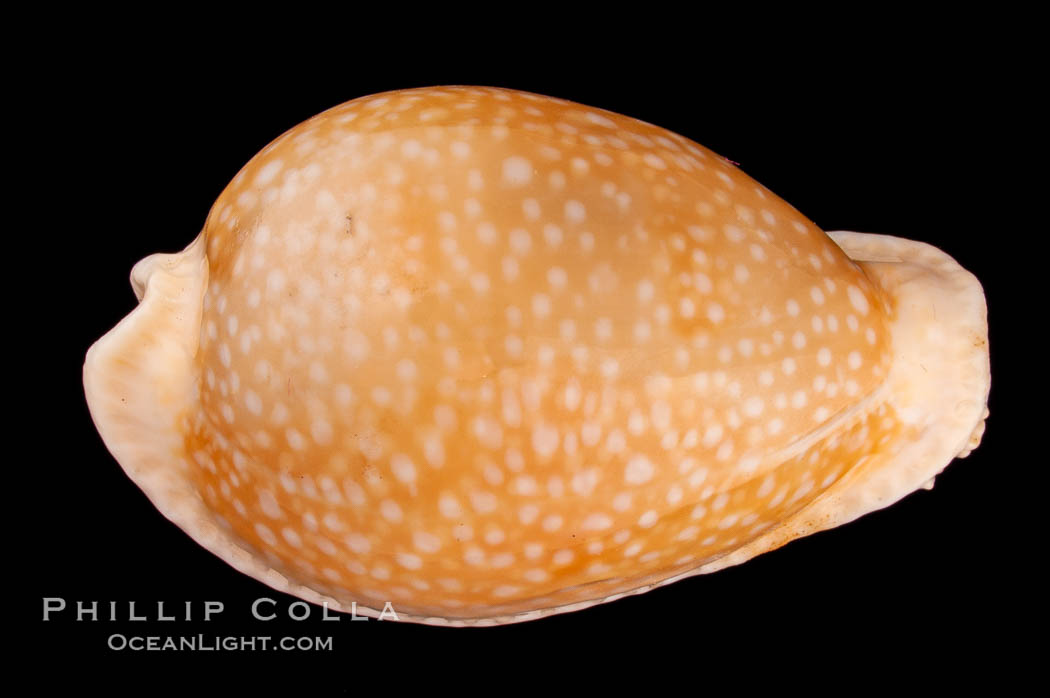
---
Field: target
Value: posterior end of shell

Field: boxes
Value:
[84,231,210,512]
[822,230,990,500]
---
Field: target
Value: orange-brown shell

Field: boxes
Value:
[84,86,989,625]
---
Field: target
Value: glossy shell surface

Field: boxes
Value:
[84,86,990,625]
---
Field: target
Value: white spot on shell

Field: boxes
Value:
[565,200,586,223]
[502,156,533,186]
[624,454,655,485]
[848,285,870,315]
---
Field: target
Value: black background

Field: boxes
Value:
[20,23,1029,687]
